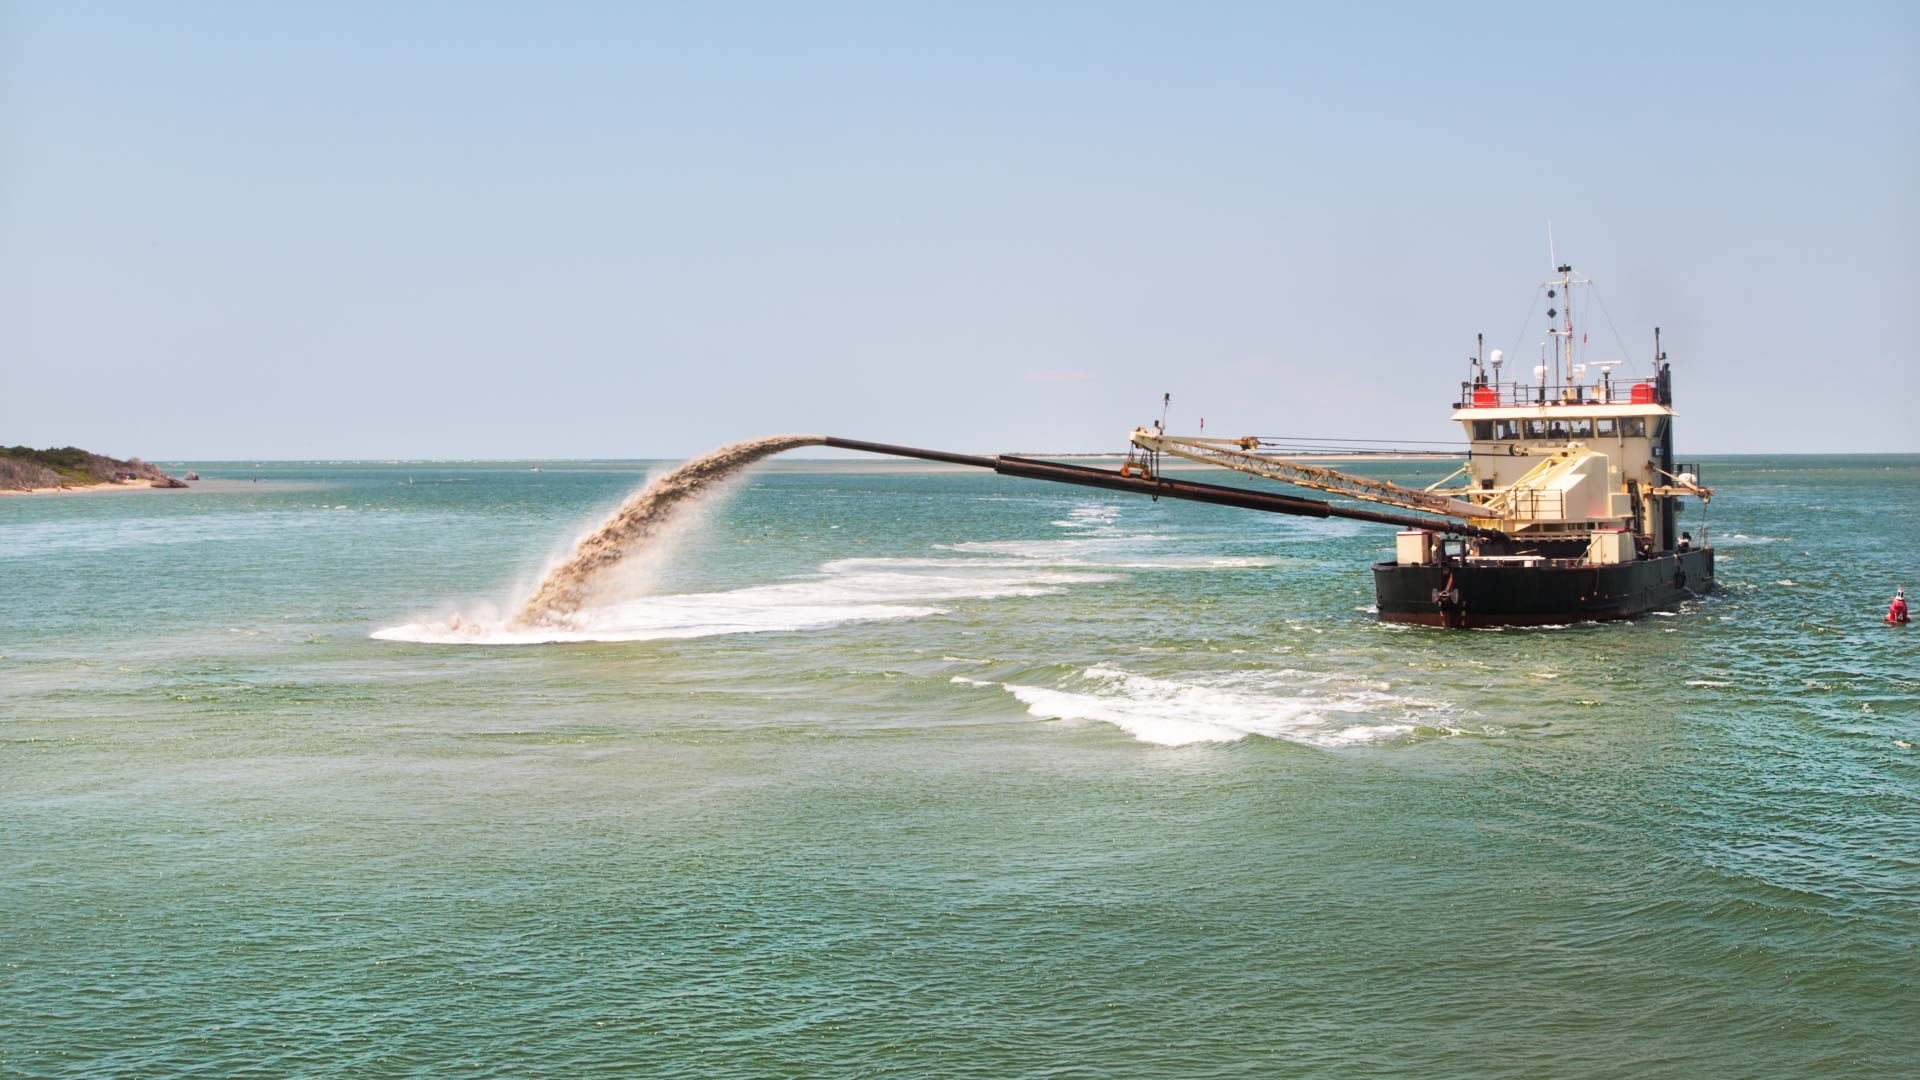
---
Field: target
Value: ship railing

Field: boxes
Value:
[1489,487,1566,523]
[1456,380,1659,408]
[1460,555,1593,568]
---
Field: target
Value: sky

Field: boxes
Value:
[2,1,1915,459]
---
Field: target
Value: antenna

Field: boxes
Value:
[1159,392,1171,432]
[1547,221,1557,272]
[1591,359,1622,401]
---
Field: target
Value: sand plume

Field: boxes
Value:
[513,434,825,626]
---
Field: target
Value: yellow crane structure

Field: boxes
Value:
[1126,430,1500,521]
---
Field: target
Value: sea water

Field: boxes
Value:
[3,455,1916,1078]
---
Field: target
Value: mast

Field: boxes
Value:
[1561,264,1575,386]
[1544,264,1588,393]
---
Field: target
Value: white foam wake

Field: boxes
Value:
[1050,503,1123,529]
[955,664,1441,747]
[373,559,1115,645]
[943,533,1171,558]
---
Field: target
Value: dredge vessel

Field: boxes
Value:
[828,264,1714,628]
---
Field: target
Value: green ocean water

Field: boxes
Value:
[3,453,1916,1078]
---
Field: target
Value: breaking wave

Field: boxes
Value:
[954,664,1454,747]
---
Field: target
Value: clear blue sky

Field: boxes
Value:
[3,2,1913,458]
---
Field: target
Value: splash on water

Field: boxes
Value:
[513,434,824,627]
[372,487,1310,647]
[373,556,1116,644]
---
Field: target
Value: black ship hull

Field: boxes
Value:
[1372,549,1715,628]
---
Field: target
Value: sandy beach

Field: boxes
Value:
[0,480,185,497]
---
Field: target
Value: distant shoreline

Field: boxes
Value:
[1,445,189,494]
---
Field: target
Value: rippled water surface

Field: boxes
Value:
[4,455,1916,1078]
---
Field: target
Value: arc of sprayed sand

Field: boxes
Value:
[513,434,826,627]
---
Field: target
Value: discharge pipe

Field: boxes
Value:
[822,437,1505,540]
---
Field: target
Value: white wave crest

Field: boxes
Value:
[953,664,1440,748]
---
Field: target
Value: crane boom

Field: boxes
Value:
[1128,431,1500,520]
[819,437,1508,539]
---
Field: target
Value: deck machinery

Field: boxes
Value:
[828,265,1714,627]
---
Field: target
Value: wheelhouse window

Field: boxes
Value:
[1567,418,1594,439]
[1472,420,1493,440]
[1620,417,1647,437]
[1595,418,1617,437]
[1524,419,1551,439]
[1495,419,1520,440]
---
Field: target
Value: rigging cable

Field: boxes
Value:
[1585,280,1643,378]
[1503,285,1546,385]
